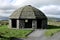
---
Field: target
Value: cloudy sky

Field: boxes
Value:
[0,0,60,18]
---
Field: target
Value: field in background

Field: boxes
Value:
[48,20,60,26]
[45,20,60,37]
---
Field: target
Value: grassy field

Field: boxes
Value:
[0,25,33,40]
[45,29,60,37]
[45,21,60,37]
[0,20,60,39]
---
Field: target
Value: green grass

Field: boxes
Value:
[45,29,60,37]
[45,21,60,37]
[0,25,33,39]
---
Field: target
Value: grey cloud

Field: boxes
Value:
[0,9,14,14]
[22,0,60,8]
[40,5,60,18]
[0,0,60,17]
[0,6,17,10]
[2,12,11,14]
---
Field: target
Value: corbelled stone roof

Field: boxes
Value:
[9,5,47,19]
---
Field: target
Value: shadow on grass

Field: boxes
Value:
[10,37,23,40]
[0,36,23,40]
[47,25,60,29]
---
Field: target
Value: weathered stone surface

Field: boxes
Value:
[19,20,25,28]
[32,20,37,29]
[17,20,19,29]
[9,19,12,28]
[9,5,47,29]
[9,5,47,19]
[41,20,47,29]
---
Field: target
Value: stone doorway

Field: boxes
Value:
[12,19,17,28]
[24,19,32,28]
[37,19,42,29]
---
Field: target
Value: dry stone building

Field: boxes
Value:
[9,5,47,29]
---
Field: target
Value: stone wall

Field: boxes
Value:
[19,20,25,28]
[9,19,12,28]
[9,19,47,29]
[32,20,37,29]
[41,20,47,29]
[17,20,19,29]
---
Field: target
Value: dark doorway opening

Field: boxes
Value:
[12,19,17,28]
[37,19,42,29]
[24,19,32,28]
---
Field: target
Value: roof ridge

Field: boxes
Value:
[31,6,36,18]
[19,6,26,19]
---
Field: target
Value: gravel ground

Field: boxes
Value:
[24,29,48,40]
[24,30,60,40]
[28,29,46,37]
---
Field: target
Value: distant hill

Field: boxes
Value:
[48,17,60,22]
[0,16,9,20]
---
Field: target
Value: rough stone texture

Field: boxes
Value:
[41,20,47,29]
[32,20,37,29]
[19,20,25,28]
[9,5,47,19]
[17,20,19,29]
[9,19,47,29]
[9,5,47,29]
[9,19,12,28]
